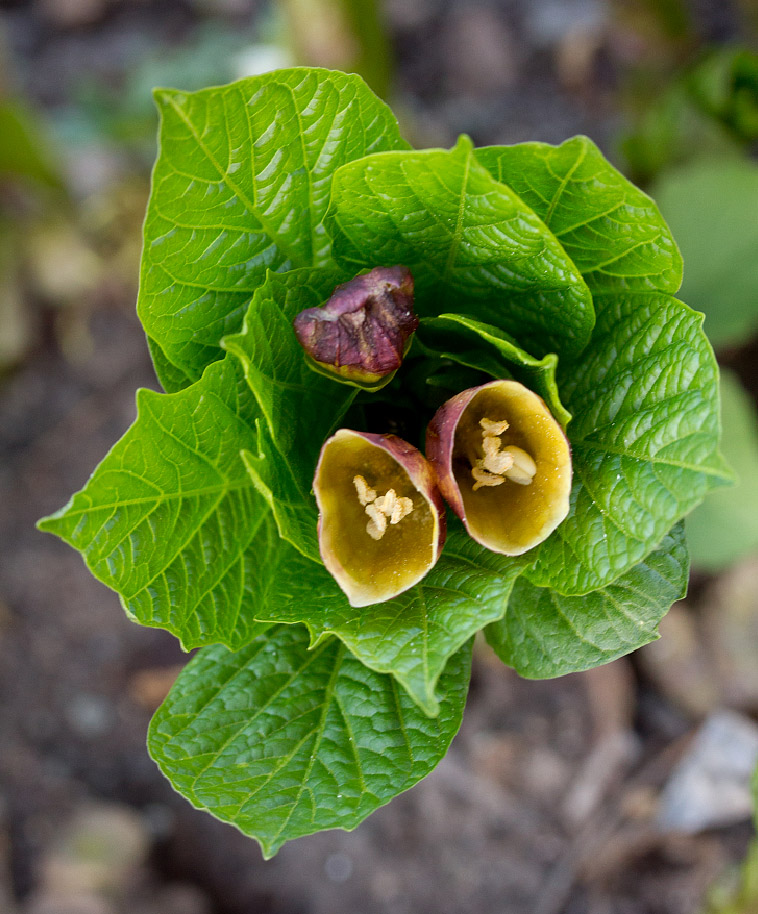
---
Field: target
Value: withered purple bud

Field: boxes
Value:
[293,266,418,389]
[314,429,446,607]
[426,380,572,556]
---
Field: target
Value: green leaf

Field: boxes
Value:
[139,69,409,382]
[487,524,689,678]
[417,313,571,426]
[148,624,471,857]
[147,335,195,393]
[686,369,758,570]
[328,135,594,358]
[251,524,524,716]
[38,357,272,651]
[476,136,683,293]
[223,267,358,562]
[653,158,758,348]
[525,292,732,595]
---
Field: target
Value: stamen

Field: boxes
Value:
[353,474,377,506]
[481,435,514,475]
[501,446,537,486]
[471,418,536,490]
[354,477,414,538]
[365,503,388,540]
[472,466,506,490]
[391,498,413,524]
[374,488,397,518]
[480,418,509,436]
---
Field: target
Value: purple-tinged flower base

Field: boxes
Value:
[293,266,417,388]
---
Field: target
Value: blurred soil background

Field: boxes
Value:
[2,0,758,912]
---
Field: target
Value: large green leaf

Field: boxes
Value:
[525,292,731,595]
[223,267,357,562]
[139,69,409,387]
[252,524,524,716]
[328,135,594,358]
[476,136,683,294]
[38,358,272,651]
[146,336,195,394]
[148,624,471,857]
[487,524,688,677]
[686,369,758,570]
[417,313,571,426]
[653,158,758,349]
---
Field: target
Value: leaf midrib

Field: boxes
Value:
[50,479,253,520]
[543,141,587,227]
[572,437,728,478]
[442,144,472,283]
[268,641,346,848]
[164,94,309,271]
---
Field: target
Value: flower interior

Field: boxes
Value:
[315,430,440,606]
[452,381,571,555]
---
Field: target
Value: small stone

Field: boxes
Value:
[65,694,112,738]
[23,892,115,914]
[40,803,150,896]
[152,883,213,914]
[26,223,101,304]
[657,710,758,833]
[324,852,353,883]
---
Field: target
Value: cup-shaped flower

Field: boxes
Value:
[293,265,418,389]
[314,429,446,606]
[426,380,571,556]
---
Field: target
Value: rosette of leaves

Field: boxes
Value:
[38,69,731,857]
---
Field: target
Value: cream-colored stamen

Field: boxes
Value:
[471,418,537,491]
[472,466,505,489]
[480,418,509,436]
[353,476,414,539]
[353,474,376,506]
[481,435,514,475]
[374,488,414,525]
[501,446,537,486]
[365,502,388,540]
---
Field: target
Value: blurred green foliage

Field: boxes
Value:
[621,48,758,183]
[277,0,392,100]
[0,100,62,189]
[619,37,758,571]
[654,157,758,348]
[52,22,264,163]
[0,90,67,371]
[651,153,758,571]
[686,370,758,571]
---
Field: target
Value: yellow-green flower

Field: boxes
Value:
[426,380,572,556]
[314,429,446,606]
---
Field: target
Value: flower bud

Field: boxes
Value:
[293,266,417,389]
[314,429,446,607]
[426,380,571,556]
